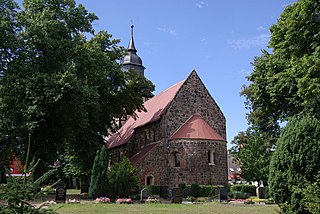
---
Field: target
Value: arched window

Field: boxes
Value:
[174,152,180,167]
[208,150,215,165]
[145,175,154,185]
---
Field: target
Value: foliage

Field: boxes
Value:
[230,184,256,196]
[242,0,320,134]
[230,128,274,185]
[178,183,186,190]
[109,157,139,198]
[146,185,161,196]
[0,138,58,213]
[199,185,224,197]
[190,184,200,198]
[0,0,154,179]
[301,172,320,214]
[89,146,110,199]
[269,115,320,214]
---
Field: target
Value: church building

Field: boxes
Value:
[106,26,228,187]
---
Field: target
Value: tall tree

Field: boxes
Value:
[242,0,320,133]
[229,128,274,186]
[269,115,320,214]
[0,0,154,178]
[89,145,109,199]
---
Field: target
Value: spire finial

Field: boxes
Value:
[128,20,136,52]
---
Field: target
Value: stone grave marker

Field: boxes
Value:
[218,188,228,201]
[171,187,182,203]
[80,183,89,194]
[140,188,148,202]
[55,185,66,203]
[182,188,193,198]
[257,186,266,199]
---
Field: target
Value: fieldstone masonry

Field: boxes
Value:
[109,71,227,187]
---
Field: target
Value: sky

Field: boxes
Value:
[74,0,297,148]
[19,0,297,147]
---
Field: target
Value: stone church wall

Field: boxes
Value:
[161,71,226,140]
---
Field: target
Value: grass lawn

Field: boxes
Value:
[53,201,279,214]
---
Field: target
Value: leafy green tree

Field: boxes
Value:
[89,145,109,199]
[0,0,154,178]
[242,0,320,134]
[109,157,139,198]
[230,128,274,186]
[269,116,320,214]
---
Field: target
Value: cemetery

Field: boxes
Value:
[1,0,319,214]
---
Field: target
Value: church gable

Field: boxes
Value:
[162,70,226,140]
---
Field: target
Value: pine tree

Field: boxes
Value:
[89,146,109,198]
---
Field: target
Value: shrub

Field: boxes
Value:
[199,185,224,197]
[178,183,186,190]
[230,184,256,196]
[109,157,139,198]
[269,116,320,214]
[147,185,160,196]
[190,184,200,198]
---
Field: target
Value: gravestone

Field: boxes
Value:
[55,185,66,203]
[257,187,266,199]
[160,186,169,199]
[218,188,228,201]
[182,188,193,198]
[80,183,89,194]
[140,188,148,202]
[171,187,182,203]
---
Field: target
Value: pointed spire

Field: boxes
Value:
[128,24,137,53]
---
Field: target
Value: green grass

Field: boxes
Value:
[53,201,279,214]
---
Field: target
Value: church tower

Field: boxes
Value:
[121,25,145,76]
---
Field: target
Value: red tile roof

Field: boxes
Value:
[107,80,185,149]
[170,114,224,141]
[130,142,159,165]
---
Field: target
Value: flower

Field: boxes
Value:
[67,199,80,203]
[95,197,110,203]
[116,198,133,204]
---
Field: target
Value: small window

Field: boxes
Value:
[145,175,154,185]
[208,150,215,165]
[174,152,180,167]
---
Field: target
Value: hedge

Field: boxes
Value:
[230,184,256,196]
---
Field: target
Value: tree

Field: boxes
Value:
[229,128,274,186]
[269,116,320,214]
[89,145,109,199]
[0,138,59,213]
[0,0,154,178]
[109,157,139,198]
[242,0,320,134]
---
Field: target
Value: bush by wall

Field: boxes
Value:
[230,184,256,196]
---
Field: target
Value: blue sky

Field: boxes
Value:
[78,0,297,148]
[19,0,297,147]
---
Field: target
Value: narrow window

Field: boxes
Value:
[208,150,215,165]
[174,152,180,167]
